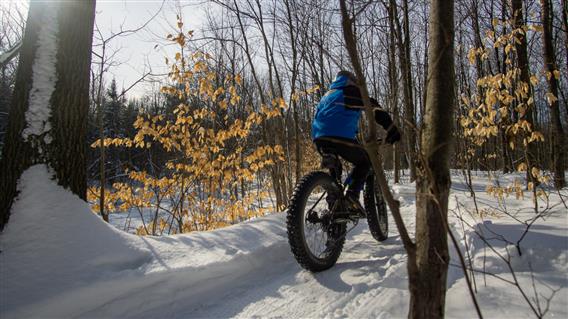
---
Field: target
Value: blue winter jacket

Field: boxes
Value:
[311,74,363,140]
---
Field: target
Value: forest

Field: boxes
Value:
[0,0,567,318]
[1,0,566,233]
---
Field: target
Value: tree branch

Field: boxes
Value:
[0,41,22,68]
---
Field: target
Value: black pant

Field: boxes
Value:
[314,137,370,194]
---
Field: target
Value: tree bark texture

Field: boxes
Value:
[563,0,568,123]
[541,0,566,189]
[402,0,417,181]
[391,0,417,181]
[563,0,568,77]
[0,0,96,230]
[0,1,42,229]
[410,0,454,317]
[50,1,96,200]
[386,1,400,183]
[512,0,538,186]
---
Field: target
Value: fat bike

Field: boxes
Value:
[286,151,389,272]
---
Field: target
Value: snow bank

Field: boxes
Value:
[444,176,568,318]
[0,165,152,315]
[1,168,566,318]
[0,165,290,318]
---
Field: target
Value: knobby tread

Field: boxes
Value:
[364,173,389,242]
[286,171,345,272]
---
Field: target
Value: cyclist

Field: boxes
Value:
[311,70,401,214]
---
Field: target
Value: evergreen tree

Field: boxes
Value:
[104,79,122,137]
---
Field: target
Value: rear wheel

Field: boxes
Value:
[286,171,346,272]
[364,173,388,242]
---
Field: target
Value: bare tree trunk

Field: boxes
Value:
[0,0,96,229]
[339,1,470,316]
[401,0,417,181]
[51,1,95,198]
[512,0,538,187]
[232,0,287,208]
[0,1,41,229]
[338,0,412,247]
[94,41,108,222]
[386,0,400,183]
[338,5,417,318]
[541,0,566,189]
[562,0,568,123]
[391,0,417,181]
[409,0,454,317]
[563,0,568,79]
[251,0,292,204]
[282,0,302,185]
[470,0,484,84]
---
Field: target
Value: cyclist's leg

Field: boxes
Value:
[314,137,370,194]
[314,139,343,209]
[315,137,370,214]
[327,142,369,217]
[329,139,370,197]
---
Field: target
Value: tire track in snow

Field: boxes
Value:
[187,213,413,318]
[9,203,416,318]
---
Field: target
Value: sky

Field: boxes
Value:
[93,0,207,98]
[2,0,208,99]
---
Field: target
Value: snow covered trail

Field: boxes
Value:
[185,220,412,319]
[0,165,415,318]
[1,166,567,318]
[4,215,414,319]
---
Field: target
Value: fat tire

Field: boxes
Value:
[364,173,388,242]
[286,171,345,272]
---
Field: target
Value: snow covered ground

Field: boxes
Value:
[1,165,567,318]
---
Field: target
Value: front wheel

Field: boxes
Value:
[364,172,388,242]
[286,171,346,272]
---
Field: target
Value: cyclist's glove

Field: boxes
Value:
[385,125,401,144]
[370,98,401,145]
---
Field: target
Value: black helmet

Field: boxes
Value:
[335,70,358,87]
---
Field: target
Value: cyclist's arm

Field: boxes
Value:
[343,88,398,134]
[371,99,401,144]
[373,106,395,131]
[343,86,365,109]
[343,89,393,128]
